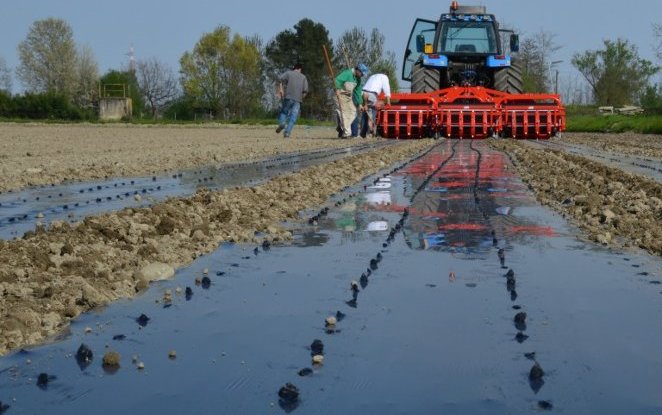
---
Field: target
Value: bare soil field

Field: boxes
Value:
[0,125,660,358]
[0,123,374,192]
[490,137,662,255]
[560,132,662,159]
[0,135,430,356]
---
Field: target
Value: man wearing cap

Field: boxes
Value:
[334,63,367,138]
[276,63,308,138]
[360,73,391,137]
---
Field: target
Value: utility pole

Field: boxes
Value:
[127,44,136,73]
[550,60,563,94]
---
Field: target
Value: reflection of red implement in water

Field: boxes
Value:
[439,223,489,231]
[509,225,557,237]
[365,203,447,219]
[376,86,565,139]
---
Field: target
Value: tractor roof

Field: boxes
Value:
[452,5,487,14]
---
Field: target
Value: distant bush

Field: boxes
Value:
[567,114,662,134]
[639,85,662,115]
[0,90,14,115]
[565,105,600,117]
[0,92,95,120]
[161,97,197,121]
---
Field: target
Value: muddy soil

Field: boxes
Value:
[560,132,662,159]
[0,123,375,192]
[0,139,431,356]
[489,139,662,255]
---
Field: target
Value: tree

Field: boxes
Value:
[639,84,662,113]
[265,19,333,119]
[224,34,264,119]
[74,44,99,110]
[17,18,77,97]
[136,57,179,118]
[0,57,11,93]
[572,38,659,106]
[517,30,561,93]
[180,26,263,119]
[335,28,399,92]
[654,23,662,61]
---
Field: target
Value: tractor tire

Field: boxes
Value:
[494,58,523,94]
[411,63,441,93]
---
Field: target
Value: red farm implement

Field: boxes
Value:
[376,86,565,139]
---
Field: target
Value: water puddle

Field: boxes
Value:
[0,142,390,240]
[1,141,661,414]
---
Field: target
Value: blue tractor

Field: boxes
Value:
[403,1,523,93]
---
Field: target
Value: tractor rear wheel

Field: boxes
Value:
[494,58,523,94]
[411,63,441,93]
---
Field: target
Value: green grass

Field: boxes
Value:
[566,114,662,134]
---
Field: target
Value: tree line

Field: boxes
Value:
[0,17,398,121]
[516,29,660,111]
[0,18,660,121]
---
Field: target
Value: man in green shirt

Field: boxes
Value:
[334,63,367,138]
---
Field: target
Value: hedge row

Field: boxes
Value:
[0,91,94,120]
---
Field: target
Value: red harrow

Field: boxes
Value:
[376,86,565,139]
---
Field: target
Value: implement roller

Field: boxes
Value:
[378,86,565,139]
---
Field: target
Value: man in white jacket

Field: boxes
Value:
[360,73,392,137]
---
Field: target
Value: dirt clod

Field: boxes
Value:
[102,351,121,367]
[529,362,545,380]
[278,382,300,403]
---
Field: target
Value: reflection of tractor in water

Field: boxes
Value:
[376,1,565,139]
[403,1,522,93]
[360,143,556,256]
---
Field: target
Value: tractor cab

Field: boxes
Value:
[437,12,499,58]
[402,1,519,88]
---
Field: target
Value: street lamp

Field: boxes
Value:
[550,60,563,94]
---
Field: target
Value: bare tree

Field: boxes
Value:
[74,44,99,109]
[0,57,11,93]
[17,18,77,96]
[559,73,590,105]
[136,57,179,118]
[518,30,561,92]
[335,27,398,90]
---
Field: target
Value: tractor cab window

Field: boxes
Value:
[402,18,437,81]
[439,21,497,54]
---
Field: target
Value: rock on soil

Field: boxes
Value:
[134,262,176,287]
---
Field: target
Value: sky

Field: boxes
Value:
[1,0,660,95]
